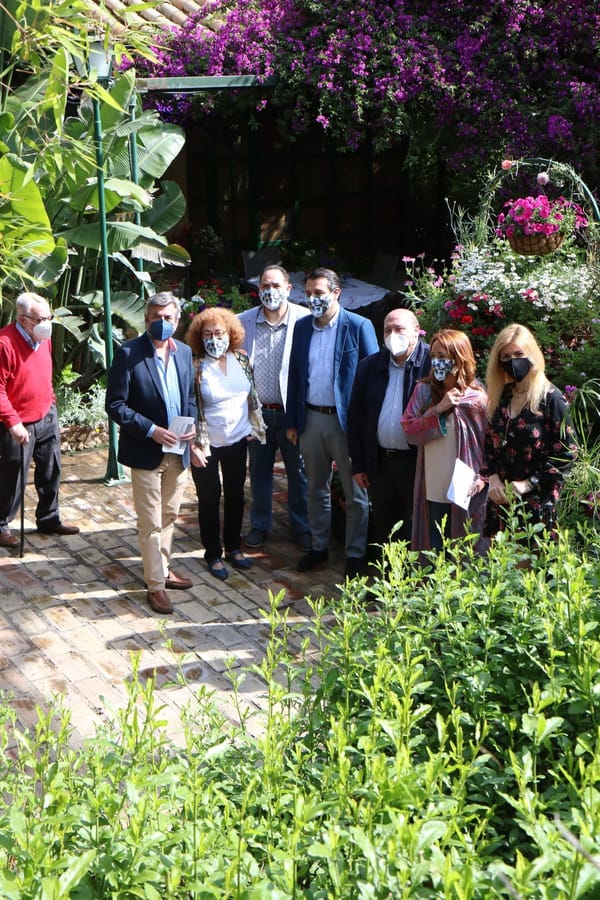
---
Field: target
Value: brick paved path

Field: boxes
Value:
[0,449,346,748]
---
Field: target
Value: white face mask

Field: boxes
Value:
[33,320,52,342]
[259,287,287,311]
[384,332,409,357]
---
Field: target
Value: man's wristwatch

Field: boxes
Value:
[528,475,540,492]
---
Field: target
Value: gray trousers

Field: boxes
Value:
[299,408,369,559]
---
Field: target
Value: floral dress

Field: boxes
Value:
[482,384,576,531]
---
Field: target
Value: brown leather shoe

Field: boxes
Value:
[165,570,193,590]
[0,529,19,548]
[37,522,80,536]
[147,589,173,614]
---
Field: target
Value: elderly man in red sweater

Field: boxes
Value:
[0,292,79,548]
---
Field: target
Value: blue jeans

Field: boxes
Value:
[248,407,309,535]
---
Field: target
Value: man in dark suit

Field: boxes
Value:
[286,268,378,576]
[106,292,197,614]
[347,307,430,552]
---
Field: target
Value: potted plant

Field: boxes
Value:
[495,193,588,256]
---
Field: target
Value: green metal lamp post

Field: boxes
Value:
[89,41,127,485]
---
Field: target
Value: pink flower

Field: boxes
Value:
[537,171,550,186]
[501,159,513,170]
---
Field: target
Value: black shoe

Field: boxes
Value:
[297,548,329,572]
[345,556,367,579]
[295,531,312,551]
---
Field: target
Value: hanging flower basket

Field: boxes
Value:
[507,231,565,257]
[496,194,588,257]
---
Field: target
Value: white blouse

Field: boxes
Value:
[200,352,252,448]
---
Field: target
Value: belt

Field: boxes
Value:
[378,446,413,456]
[306,403,337,415]
[262,403,284,410]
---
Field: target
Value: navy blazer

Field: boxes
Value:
[105,333,197,470]
[285,308,378,435]
[346,341,431,483]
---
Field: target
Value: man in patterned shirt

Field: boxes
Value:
[238,266,312,550]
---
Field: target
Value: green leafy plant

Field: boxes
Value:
[0,4,190,390]
[1,522,600,896]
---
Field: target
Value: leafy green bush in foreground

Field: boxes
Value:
[0,522,599,898]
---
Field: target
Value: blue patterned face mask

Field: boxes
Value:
[203,334,230,358]
[259,287,287,310]
[307,294,331,318]
[431,358,455,382]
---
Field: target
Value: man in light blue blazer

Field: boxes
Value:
[238,266,311,550]
[285,268,378,576]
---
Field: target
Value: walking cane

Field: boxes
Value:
[19,442,25,558]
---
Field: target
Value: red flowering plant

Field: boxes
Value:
[443,290,505,353]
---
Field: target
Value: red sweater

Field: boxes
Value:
[0,323,55,428]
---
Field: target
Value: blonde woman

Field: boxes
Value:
[482,323,576,535]
[186,307,266,580]
[401,329,488,553]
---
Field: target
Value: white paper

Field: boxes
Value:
[163,416,195,454]
[446,458,477,511]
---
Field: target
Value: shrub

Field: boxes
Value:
[1,523,600,896]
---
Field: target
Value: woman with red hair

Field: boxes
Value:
[401,329,488,554]
[186,307,266,580]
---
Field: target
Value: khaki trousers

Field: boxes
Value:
[130,454,188,592]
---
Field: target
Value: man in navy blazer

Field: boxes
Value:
[347,307,430,553]
[285,268,378,576]
[106,292,197,615]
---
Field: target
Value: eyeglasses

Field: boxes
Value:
[23,314,53,324]
[203,330,226,339]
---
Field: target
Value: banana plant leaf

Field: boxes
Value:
[66,178,152,215]
[110,291,146,334]
[61,221,167,253]
[136,125,186,180]
[0,153,54,252]
[140,180,186,234]
[53,308,88,342]
[22,239,69,287]
[130,242,191,267]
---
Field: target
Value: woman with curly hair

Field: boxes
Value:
[482,322,576,538]
[401,329,488,554]
[186,307,266,580]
